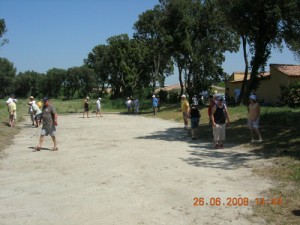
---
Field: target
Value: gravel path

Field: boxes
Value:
[0,114,272,225]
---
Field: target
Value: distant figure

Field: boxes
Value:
[34,97,58,152]
[83,96,90,118]
[247,95,262,143]
[234,88,241,104]
[189,104,200,139]
[126,97,132,113]
[152,95,158,116]
[134,97,139,114]
[211,96,230,149]
[96,98,102,117]
[180,94,190,129]
[6,94,17,123]
[8,100,16,127]
[28,96,36,126]
[192,95,198,107]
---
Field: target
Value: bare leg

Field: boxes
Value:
[51,136,57,148]
[254,128,262,141]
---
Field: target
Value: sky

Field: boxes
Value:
[1,0,299,85]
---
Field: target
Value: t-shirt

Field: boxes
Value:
[181,100,189,113]
[32,103,42,115]
[96,100,101,109]
[42,104,57,128]
[190,106,200,118]
[152,98,158,107]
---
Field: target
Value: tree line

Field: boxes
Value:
[1,0,300,103]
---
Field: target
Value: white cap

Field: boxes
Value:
[249,95,256,100]
[181,94,186,98]
[152,95,155,97]
[98,98,101,100]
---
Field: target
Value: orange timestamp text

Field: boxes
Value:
[193,197,283,207]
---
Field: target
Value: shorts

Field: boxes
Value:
[248,118,260,129]
[213,123,226,141]
[35,113,42,120]
[190,118,199,129]
[41,125,56,136]
[84,107,89,112]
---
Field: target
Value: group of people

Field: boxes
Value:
[4,95,58,152]
[83,96,103,118]
[180,93,262,148]
[126,97,139,114]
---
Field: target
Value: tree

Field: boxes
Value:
[0,19,8,47]
[41,68,66,98]
[84,44,110,95]
[0,57,16,97]
[134,5,173,92]
[162,0,239,98]
[15,71,43,98]
[221,0,300,104]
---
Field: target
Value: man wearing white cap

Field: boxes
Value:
[247,95,262,142]
[180,94,190,129]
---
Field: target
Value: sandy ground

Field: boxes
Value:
[0,113,273,225]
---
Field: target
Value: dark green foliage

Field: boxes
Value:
[280,82,300,108]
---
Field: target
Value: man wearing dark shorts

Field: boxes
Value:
[34,97,58,152]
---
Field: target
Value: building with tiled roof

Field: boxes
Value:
[226,64,300,104]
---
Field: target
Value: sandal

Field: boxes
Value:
[51,147,59,151]
[33,146,41,152]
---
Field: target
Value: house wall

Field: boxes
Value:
[226,68,300,104]
[257,67,300,104]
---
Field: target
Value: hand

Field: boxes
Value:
[54,120,58,126]
[226,122,230,127]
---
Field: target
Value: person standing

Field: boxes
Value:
[126,97,132,113]
[247,95,262,142]
[34,97,58,151]
[192,95,198,108]
[181,94,190,129]
[96,97,102,117]
[32,101,42,127]
[28,96,36,126]
[134,97,139,114]
[189,104,200,139]
[211,96,230,149]
[8,100,16,127]
[83,96,90,118]
[152,95,158,116]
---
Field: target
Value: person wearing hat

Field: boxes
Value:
[34,97,58,151]
[28,96,36,126]
[125,97,132,113]
[8,98,17,127]
[211,96,230,149]
[180,94,190,129]
[247,95,262,143]
[152,95,158,116]
[96,97,102,117]
[83,96,90,118]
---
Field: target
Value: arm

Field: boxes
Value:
[210,105,216,127]
[224,107,230,125]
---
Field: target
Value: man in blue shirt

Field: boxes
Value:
[152,95,158,116]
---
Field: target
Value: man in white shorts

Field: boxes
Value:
[247,95,262,142]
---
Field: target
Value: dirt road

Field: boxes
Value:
[0,114,272,225]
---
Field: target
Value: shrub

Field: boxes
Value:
[280,82,300,108]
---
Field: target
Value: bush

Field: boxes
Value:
[280,82,300,108]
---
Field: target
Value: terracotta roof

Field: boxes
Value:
[271,64,300,77]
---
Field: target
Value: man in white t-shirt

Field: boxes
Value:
[96,98,102,117]
[32,102,42,127]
